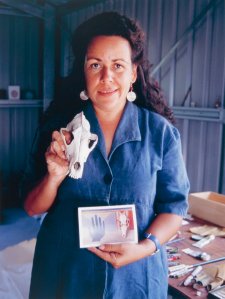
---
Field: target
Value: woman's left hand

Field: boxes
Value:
[87,240,154,268]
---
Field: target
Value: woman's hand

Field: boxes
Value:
[87,214,182,269]
[87,240,155,269]
[45,131,69,181]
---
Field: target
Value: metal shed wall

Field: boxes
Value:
[0,13,42,205]
[0,14,41,96]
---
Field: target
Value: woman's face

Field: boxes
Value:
[84,35,137,112]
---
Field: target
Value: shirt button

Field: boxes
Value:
[104,174,112,184]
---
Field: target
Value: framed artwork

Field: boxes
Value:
[8,86,20,100]
[78,205,138,248]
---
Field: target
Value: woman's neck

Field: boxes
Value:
[93,103,126,156]
[93,103,125,124]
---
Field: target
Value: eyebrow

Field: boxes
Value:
[85,57,130,64]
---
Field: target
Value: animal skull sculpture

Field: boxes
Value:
[60,112,98,179]
[116,210,130,238]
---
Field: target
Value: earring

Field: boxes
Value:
[80,90,89,101]
[126,84,136,102]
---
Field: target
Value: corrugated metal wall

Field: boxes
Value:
[0,105,41,205]
[0,14,41,205]
[60,0,225,194]
[0,15,41,96]
[0,0,224,206]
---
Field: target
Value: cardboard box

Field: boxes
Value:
[188,192,225,227]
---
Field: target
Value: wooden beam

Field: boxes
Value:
[0,0,44,18]
[55,0,106,16]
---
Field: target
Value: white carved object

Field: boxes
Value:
[116,211,130,238]
[60,112,98,179]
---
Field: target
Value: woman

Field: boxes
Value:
[23,12,189,299]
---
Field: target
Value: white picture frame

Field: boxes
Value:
[78,204,138,248]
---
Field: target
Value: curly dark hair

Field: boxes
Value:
[45,11,174,123]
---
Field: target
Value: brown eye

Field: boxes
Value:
[115,63,122,69]
[91,63,100,69]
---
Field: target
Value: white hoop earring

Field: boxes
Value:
[80,90,89,101]
[126,85,136,102]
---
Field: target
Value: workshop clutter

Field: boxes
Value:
[167,219,225,298]
[196,264,225,291]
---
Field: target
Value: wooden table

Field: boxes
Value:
[168,217,225,299]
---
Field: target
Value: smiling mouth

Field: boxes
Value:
[98,89,117,95]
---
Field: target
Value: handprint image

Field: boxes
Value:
[90,215,105,242]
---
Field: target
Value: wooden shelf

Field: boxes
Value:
[0,99,43,108]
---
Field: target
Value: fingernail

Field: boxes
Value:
[61,145,66,151]
[99,245,105,250]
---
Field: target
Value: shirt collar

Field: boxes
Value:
[83,101,141,159]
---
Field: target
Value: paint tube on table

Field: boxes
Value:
[182,248,211,261]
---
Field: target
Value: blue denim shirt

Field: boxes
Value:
[29,101,189,299]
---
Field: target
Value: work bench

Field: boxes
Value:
[168,217,225,299]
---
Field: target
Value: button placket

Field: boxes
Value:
[102,160,113,203]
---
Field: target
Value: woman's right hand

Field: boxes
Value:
[45,131,69,181]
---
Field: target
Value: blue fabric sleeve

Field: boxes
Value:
[154,126,190,216]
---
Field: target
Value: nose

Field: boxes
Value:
[100,66,113,83]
